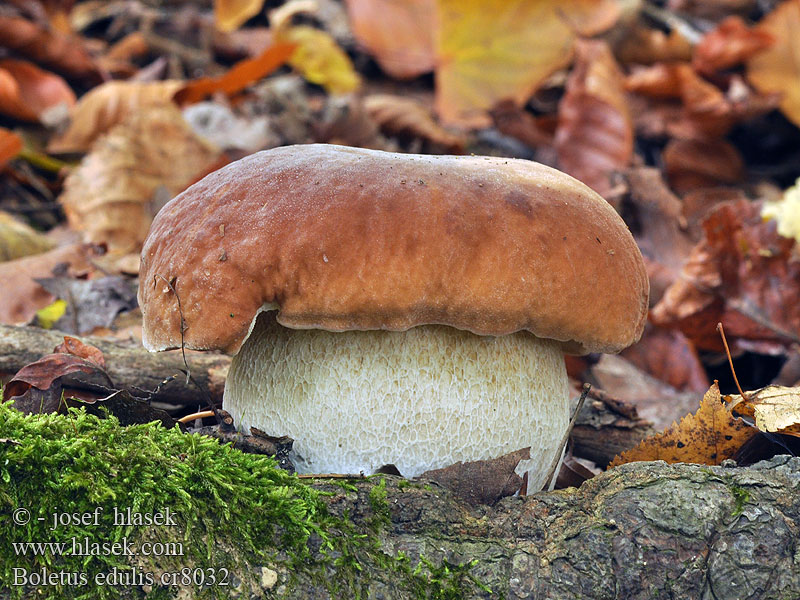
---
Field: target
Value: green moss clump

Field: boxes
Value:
[0,403,491,599]
[729,485,750,517]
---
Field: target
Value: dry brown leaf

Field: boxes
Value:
[614,25,694,65]
[621,326,710,394]
[609,383,758,468]
[58,104,224,266]
[436,0,620,127]
[747,0,800,126]
[216,0,265,33]
[726,386,800,437]
[0,15,100,81]
[490,99,554,149]
[693,15,774,75]
[0,211,55,262]
[363,94,465,153]
[53,335,106,369]
[48,80,184,154]
[663,138,743,193]
[0,243,99,326]
[174,41,296,105]
[555,39,632,198]
[652,198,800,353]
[0,59,75,123]
[0,127,23,165]
[344,0,436,79]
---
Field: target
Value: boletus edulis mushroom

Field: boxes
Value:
[139,144,648,491]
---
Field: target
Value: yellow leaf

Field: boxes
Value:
[747,0,800,126]
[279,25,361,94]
[609,383,758,468]
[725,385,800,437]
[36,299,66,329]
[762,177,800,244]
[0,211,54,262]
[215,0,265,33]
[435,0,620,126]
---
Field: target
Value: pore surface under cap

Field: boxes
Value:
[224,312,570,488]
[139,144,648,355]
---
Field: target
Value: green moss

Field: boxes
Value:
[728,484,750,518]
[0,403,491,599]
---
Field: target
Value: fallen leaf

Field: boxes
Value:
[652,198,800,352]
[0,127,23,165]
[614,24,694,65]
[0,243,99,326]
[618,167,695,303]
[52,336,106,369]
[762,177,800,244]
[36,299,67,329]
[436,0,620,126]
[609,382,758,467]
[0,59,75,122]
[621,326,710,393]
[72,389,179,429]
[344,0,436,79]
[48,80,184,153]
[663,138,743,193]
[5,352,111,415]
[279,25,360,94]
[363,94,465,153]
[693,15,774,75]
[747,0,800,126]
[174,41,296,105]
[58,104,224,261]
[0,211,55,262]
[0,15,100,81]
[555,38,632,197]
[36,276,138,335]
[726,385,800,437]
[215,0,265,32]
[490,99,554,149]
[420,447,530,505]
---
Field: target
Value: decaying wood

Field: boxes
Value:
[571,387,656,467]
[0,323,229,406]
[279,456,800,599]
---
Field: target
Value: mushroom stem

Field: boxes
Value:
[224,311,570,491]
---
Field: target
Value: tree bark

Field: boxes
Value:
[280,456,800,599]
[0,324,229,406]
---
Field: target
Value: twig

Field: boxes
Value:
[717,322,748,400]
[541,383,591,493]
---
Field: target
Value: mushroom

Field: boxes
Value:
[138,144,648,491]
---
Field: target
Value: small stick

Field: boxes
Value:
[540,383,591,493]
[177,410,216,424]
[297,473,367,480]
[717,322,748,399]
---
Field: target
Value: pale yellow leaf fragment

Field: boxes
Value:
[762,178,800,244]
[726,385,800,437]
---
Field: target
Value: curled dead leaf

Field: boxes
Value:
[555,39,632,197]
[726,385,800,437]
[363,94,465,153]
[0,59,75,123]
[609,382,758,468]
[693,15,774,75]
[48,80,184,154]
[58,104,224,265]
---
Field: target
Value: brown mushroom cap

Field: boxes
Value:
[139,144,648,355]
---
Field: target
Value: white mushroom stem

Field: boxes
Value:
[224,311,570,492]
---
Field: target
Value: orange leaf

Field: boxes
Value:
[0,59,75,123]
[0,127,23,165]
[54,336,106,369]
[215,0,265,33]
[693,15,774,75]
[436,0,620,127]
[555,39,632,197]
[747,0,800,126]
[174,41,296,105]
[344,0,436,79]
[609,382,758,468]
